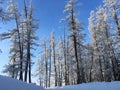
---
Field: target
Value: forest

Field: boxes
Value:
[0,0,120,88]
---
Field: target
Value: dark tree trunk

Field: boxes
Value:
[48,44,52,87]
[73,35,81,84]
[15,16,23,81]
[53,38,57,86]
[113,7,120,36]
[45,43,48,88]
[63,29,69,85]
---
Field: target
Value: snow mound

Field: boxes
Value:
[48,81,120,90]
[0,75,44,90]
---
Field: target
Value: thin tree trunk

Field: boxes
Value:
[45,43,48,88]
[53,40,57,86]
[89,48,94,82]
[23,0,28,82]
[63,29,68,85]
[15,16,23,81]
[48,43,52,87]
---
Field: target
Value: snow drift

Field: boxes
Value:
[0,75,44,90]
[48,81,120,90]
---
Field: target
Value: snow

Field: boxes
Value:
[0,75,44,90]
[0,75,120,90]
[47,82,120,90]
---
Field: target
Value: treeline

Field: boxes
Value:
[35,0,120,88]
[0,0,120,88]
[0,0,38,83]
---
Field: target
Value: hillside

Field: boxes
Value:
[0,75,44,90]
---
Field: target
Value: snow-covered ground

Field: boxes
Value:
[0,75,44,90]
[47,81,120,90]
[0,75,120,90]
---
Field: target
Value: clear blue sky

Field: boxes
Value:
[0,0,102,75]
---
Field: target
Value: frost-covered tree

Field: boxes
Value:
[40,39,49,88]
[88,5,120,81]
[9,30,22,79]
[103,0,120,80]
[50,31,58,86]
[1,0,38,83]
[1,0,24,80]
[48,35,52,87]
[103,0,120,36]
[3,63,18,78]
[63,0,85,84]
[22,0,39,83]
[60,29,69,85]
[89,8,107,81]
[35,59,44,86]
[0,0,9,22]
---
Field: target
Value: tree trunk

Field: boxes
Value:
[15,16,23,81]
[53,40,57,86]
[73,35,81,84]
[48,44,52,87]
[89,48,94,82]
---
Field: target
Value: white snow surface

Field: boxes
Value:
[47,81,120,90]
[0,75,120,90]
[0,75,44,90]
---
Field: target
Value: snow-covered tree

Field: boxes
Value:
[103,0,120,80]
[1,0,24,80]
[1,0,38,83]
[0,0,10,22]
[50,31,58,86]
[63,0,85,84]
[21,0,39,83]
[88,5,120,81]
[103,0,120,36]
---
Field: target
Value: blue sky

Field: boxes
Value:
[0,0,102,76]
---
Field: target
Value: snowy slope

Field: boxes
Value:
[0,75,44,90]
[47,82,120,90]
[0,75,120,90]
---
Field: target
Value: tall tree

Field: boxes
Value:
[63,0,85,84]
[51,31,58,86]
[88,6,120,81]
[1,0,38,83]
[103,0,120,36]
[61,28,69,85]
[103,0,120,80]
[3,0,24,80]
[23,0,38,83]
